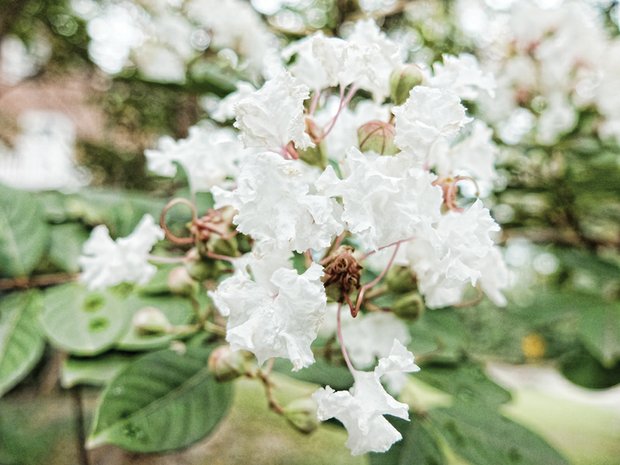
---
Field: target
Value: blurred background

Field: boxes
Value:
[0,0,619,464]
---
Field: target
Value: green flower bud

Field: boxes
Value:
[167,266,197,295]
[208,345,248,382]
[283,398,319,434]
[392,292,425,321]
[390,65,424,105]
[357,120,399,156]
[386,266,417,294]
[132,307,171,335]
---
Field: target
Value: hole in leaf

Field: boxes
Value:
[89,317,109,332]
[83,294,105,313]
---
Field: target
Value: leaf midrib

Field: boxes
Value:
[92,355,212,439]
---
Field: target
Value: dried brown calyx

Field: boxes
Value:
[321,246,363,302]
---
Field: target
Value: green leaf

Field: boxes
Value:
[369,416,445,465]
[61,353,136,388]
[40,283,132,356]
[559,347,620,389]
[416,362,511,406]
[114,294,194,351]
[429,404,570,465]
[577,300,620,367]
[409,309,468,363]
[274,358,354,390]
[87,347,233,452]
[48,223,89,273]
[0,291,45,397]
[0,184,50,277]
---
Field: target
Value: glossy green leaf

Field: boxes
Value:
[40,283,132,356]
[578,300,620,367]
[429,404,570,465]
[115,294,194,351]
[0,292,45,397]
[48,223,89,273]
[369,416,445,465]
[0,184,50,277]
[87,347,233,452]
[416,362,511,406]
[61,353,136,388]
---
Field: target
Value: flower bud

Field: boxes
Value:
[390,65,424,105]
[167,266,197,295]
[386,266,417,294]
[392,292,425,321]
[185,249,217,281]
[132,307,171,335]
[208,345,247,382]
[357,121,398,156]
[283,398,319,434]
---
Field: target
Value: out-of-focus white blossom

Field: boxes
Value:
[234,72,313,150]
[209,82,256,123]
[145,125,247,192]
[317,148,442,251]
[393,86,472,158]
[213,152,343,252]
[0,111,88,191]
[79,214,164,290]
[427,53,495,100]
[210,257,327,370]
[313,340,419,455]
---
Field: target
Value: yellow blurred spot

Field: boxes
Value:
[522,333,546,360]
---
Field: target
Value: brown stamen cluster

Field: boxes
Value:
[321,246,363,302]
[190,209,235,242]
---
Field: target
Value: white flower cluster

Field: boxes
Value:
[79,17,509,456]
[455,0,620,145]
[77,0,276,81]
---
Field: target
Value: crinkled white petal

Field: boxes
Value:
[213,152,343,252]
[234,72,313,150]
[428,53,496,101]
[313,343,418,455]
[79,214,164,290]
[210,261,327,370]
[393,86,472,158]
[316,148,442,251]
[145,125,248,192]
[405,200,508,308]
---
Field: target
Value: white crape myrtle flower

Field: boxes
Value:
[209,82,256,123]
[427,53,496,101]
[79,214,164,290]
[313,340,419,455]
[145,125,247,193]
[283,32,347,91]
[405,200,508,308]
[213,152,343,252]
[340,20,403,101]
[234,72,313,151]
[393,86,472,159]
[317,148,443,251]
[430,121,499,185]
[210,250,327,370]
